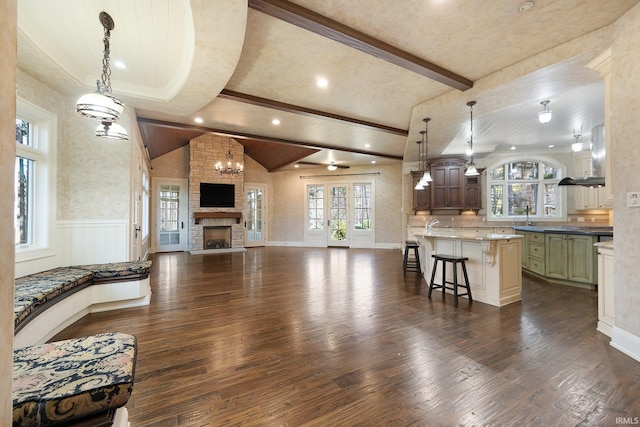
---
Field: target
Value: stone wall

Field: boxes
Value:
[189,134,244,251]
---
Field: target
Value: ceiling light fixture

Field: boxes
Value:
[465,101,480,176]
[215,138,243,176]
[572,127,584,152]
[510,145,517,150]
[194,117,203,124]
[95,122,128,140]
[272,118,281,125]
[327,161,338,171]
[75,12,127,140]
[418,118,433,186]
[538,100,552,124]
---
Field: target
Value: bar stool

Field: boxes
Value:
[403,241,421,275]
[428,254,472,304]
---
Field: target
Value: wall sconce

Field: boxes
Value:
[538,100,552,124]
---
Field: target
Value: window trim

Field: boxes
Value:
[485,155,567,222]
[15,98,57,263]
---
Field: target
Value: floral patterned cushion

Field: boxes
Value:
[14,268,94,329]
[74,260,153,280]
[13,332,137,427]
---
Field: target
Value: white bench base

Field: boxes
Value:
[14,277,150,349]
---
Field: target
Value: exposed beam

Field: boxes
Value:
[136,117,404,161]
[218,89,408,136]
[248,0,473,91]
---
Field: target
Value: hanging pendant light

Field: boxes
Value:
[75,12,127,140]
[414,136,425,190]
[538,100,552,124]
[571,127,583,152]
[465,101,480,176]
[96,121,128,140]
[419,118,433,186]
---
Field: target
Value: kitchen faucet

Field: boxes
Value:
[526,205,532,226]
[426,218,440,232]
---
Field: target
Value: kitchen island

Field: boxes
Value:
[412,230,523,307]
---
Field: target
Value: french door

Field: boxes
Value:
[244,184,266,247]
[306,183,373,247]
[153,178,188,252]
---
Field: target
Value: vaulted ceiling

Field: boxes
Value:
[16,0,640,171]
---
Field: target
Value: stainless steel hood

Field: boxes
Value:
[558,125,606,187]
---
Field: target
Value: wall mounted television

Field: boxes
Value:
[200,183,235,208]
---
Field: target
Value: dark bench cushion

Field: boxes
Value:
[74,260,152,281]
[14,268,94,330]
[13,332,137,427]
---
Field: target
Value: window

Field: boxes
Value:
[15,98,57,260]
[307,185,324,230]
[488,158,563,220]
[353,183,372,230]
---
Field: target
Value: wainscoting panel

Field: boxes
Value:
[58,220,129,265]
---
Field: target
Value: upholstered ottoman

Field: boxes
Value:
[12,332,137,427]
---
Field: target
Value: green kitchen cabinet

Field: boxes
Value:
[545,233,596,284]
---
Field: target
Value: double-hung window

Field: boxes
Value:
[15,98,56,260]
[488,158,564,221]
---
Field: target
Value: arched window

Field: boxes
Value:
[487,157,565,221]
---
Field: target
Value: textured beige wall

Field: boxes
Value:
[611,4,640,337]
[1,1,16,422]
[151,145,190,179]
[270,163,402,245]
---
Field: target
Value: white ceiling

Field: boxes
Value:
[16,0,640,169]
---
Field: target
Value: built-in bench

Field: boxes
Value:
[14,261,152,348]
[13,332,137,427]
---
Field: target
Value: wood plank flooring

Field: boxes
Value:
[52,247,640,426]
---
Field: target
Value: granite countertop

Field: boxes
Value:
[415,232,524,241]
[512,225,613,237]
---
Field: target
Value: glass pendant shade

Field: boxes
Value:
[414,181,424,190]
[76,91,124,122]
[571,142,583,152]
[538,100,552,124]
[465,162,479,176]
[96,121,128,140]
[419,170,432,185]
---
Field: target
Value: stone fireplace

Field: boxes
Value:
[203,226,231,249]
[189,134,246,254]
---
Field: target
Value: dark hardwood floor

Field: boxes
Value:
[53,247,640,426]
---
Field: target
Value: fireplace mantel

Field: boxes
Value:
[194,212,242,224]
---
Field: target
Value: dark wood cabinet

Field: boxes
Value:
[411,171,430,211]
[464,175,482,209]
[411,158,482,213]
[431,158,465,209]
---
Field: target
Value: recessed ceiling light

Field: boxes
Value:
[272,118,281,125]
[194,117,203,124]
[371,160,376,164]
[114,60,126,69]
[316,77,329,88]
[548,144,555,148]
[510,145,516,150]
[517,1,534,13]
[364,144,371,148]
[294,164,299,168]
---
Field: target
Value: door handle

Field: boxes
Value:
[181,221,184,229]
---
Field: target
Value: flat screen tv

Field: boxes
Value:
[200,183,235,208]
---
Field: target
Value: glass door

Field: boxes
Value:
[244,185,266,247]
[328,185,349,247]
[154,179,188,252]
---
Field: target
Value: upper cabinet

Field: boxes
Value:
[412,158,482,213]
[573,151,613,210]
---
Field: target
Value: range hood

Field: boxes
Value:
[558,125,606,187]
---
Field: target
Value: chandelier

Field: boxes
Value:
[464,101,479,176]
[75,12,127,140]
[215,139,244,175]
[414,118,433,190]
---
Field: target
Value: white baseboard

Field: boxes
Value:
[611,326,640,363]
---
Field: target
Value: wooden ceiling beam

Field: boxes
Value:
[136,117,404,161]
[248,0,473,91]
[218,89,408,136]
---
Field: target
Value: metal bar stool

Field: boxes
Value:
[428,254,472,304]
[403,241,421,275]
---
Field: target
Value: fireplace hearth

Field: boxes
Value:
[203,226,231,250]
